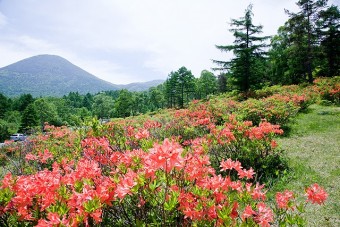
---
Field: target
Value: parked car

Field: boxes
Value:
[10,133,27,141]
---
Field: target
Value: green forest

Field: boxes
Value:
[1,0,339,142]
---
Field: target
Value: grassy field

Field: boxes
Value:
[269,104,340,226]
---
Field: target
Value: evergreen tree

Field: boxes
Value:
[82,93,94,111]
[213,4,270,92]
[285,0,328,83]
[318,5,340,77]
[64,92,83,108]
[177,67,196,108]
[0,93,11,119]
[12,94,35,112]
[149,85,165,111]
[164,72,179,108]
[21,103,39,132]
[197,70,218,98]
[114,90,135,118]
[164,67,195,108]
[217,73,228,93]
[269,26,292,84]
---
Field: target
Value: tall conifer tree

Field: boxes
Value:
[213,4,270,92]
[285,0,328,83]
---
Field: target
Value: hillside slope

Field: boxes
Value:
[0,55,119,97]
[0,55,164,97]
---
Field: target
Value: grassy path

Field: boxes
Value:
[271,104,340,226]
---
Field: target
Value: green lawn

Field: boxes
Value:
[270,104,340,226]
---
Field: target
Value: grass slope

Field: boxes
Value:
[271,104,340,226]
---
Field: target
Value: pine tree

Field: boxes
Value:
[21,103,38,132]
[164,67,195,108]
[213,4,270,92]
[285,0,328,82]
[318,5,340,77]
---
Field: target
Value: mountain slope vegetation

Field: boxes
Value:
[0,55,164,97]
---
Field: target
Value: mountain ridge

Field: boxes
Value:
[0,55,164,97]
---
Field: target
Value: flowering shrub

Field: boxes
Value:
[237,94,308,127]
[207,116,286,182]
[0,80,334,226]
[313,76,340,104]
[0,138,327,226]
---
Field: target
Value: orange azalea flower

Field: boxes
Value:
[276,190,294,209]
[255,202,273,227]
[306,183,328,205]
[242,205,256,221]
[135,128,150,140]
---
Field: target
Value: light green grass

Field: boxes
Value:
[269,104,340,226]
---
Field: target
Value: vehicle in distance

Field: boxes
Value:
[10,133,27,141]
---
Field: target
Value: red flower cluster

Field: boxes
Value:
[306,183,328,205]
[276,190,294,209]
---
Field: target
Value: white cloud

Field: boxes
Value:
[0,0,299,84]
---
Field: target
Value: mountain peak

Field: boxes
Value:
[0,55,117,97]
[3,54,84,74]
[0,55,164,97]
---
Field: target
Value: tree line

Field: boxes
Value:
[0,70,220,141]
[0,0,339,141]
[214,0,339,91]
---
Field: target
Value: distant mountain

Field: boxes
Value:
[0,55,164,97]
[117,80,164,92]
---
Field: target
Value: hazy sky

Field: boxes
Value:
[0,0,338,84]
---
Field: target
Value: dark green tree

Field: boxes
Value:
[0,119,11,142]
[177,67,196,108]
[114,89,135,118]
[4,111,21,135]
[217,73,228,93]
[92,94,115,119]
[21,103,39,132]
[318,5,340,77]
[213,4,270,92]
[196,70,218,98]
[133,91,150,115]
[82,93,94,111]
[164,72,179,108]
[12,94,35,112]
[268,26,292,84]
[0,93,11,119]
[64,92,83,108]
[34,98,59,130]
[164,67,195,108]
[149,85,165,111]
[285,0,328,83]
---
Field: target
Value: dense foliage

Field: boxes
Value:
[0,69,221,142]
[0,77,337,226]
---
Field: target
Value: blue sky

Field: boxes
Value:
[0,0,336,84]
